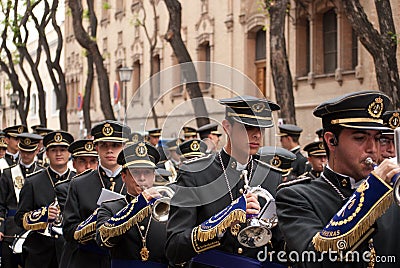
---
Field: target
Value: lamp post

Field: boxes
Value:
[118,66,133,121]
[10,91,19,125]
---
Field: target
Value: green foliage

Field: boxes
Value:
[388,31,399,44]
[83,9,89,19]
[103,2,111,10]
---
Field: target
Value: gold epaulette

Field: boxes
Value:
[72,168,94,179]
[182,153,213,165]
[277,176,312,190]
[26,169,44,178]
[54,179,69,187]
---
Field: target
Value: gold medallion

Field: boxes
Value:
[17,126,24,133]
[140,247,150,261]
[15,176,24,189]
[252,102,265,113]
[389,112,400,129]
[24,138,31,145]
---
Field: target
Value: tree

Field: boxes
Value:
[137,0,160,127]
[82,0,97,132]
[69,0,116,120]
[267,0,296,124]
[31,0,69,130]
[341,0,400,108]
[163,0,209,127]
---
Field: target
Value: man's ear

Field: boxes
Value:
[221,119,231,134]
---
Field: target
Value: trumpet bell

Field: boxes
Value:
[237,218,272,248]
[151,186,175,222]
[153,197,171,222]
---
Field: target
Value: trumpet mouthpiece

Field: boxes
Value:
[365,157,376,166]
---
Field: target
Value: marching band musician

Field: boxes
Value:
[0,132,8,159]
[14,131,75,268]
[0,125,28,172]
[0,133,44,268]
[301,141,327,180]
[166,96,285,267]
[377,110,400,164]
[276,91,400,267]
[62,120,130,268]
[197,123,222,154]
[96,142,170,267]
[56,139,99,268]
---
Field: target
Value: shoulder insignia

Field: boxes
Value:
[72,168,94,179]
[277,176,312,190]
[182,153,214,166]
[54,179,70,187]
[26,169,44,178]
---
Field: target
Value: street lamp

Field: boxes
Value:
[10,91,19,125]
[118,66,133,121]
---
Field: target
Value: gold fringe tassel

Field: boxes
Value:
[312,192,393,252]
[99,205,151,240]
[74,221,96,241]
[197,209,246,242]
[22,212,47,231]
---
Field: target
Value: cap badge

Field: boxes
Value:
[136,142,147,157]
[17,126,24,133]
[389,113,400,129]
[190,140,200,151]
[318,143,324,150]
[252,103,265,113]
[102,123,114,136]
[54,133,63,143]
[367,97,384,118]
[24,138,31,145]
[270,156,281,168]
[85,142,94,151]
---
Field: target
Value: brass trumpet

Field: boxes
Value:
[237,170,278,248]
[151,186,175,222]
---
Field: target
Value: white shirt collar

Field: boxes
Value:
[20,161,34,169]
[6,151,19,159]
[49,166,68,177]
[101,165,122,177]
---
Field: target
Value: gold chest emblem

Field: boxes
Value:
[14,176,24,189]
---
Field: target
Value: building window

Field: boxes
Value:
[198,42,211,91]
[323,9,337,74]
[255,30,266,61]
[132,60,141,100]
[255,29,266,96]
[352,29,358,69]
[152,55,161,99]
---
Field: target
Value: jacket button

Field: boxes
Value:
[237,248,243,254]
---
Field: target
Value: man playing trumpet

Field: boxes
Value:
[96,142,170,267]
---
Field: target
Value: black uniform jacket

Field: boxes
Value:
[276,167,400,268]
[62,167,126,268]
[4,153,18,167]
[96,195,169,264]
[14,167,75,268]
[166,149,283,267]
[0,162,43,242]
[290,147,307,178]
